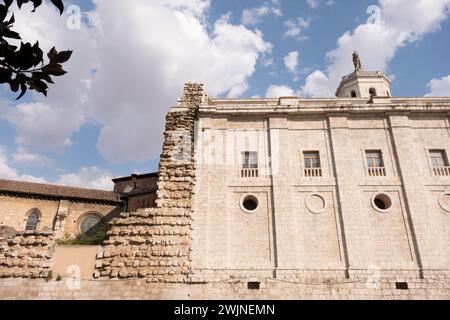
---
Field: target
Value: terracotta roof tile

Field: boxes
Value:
[0,179,120,203]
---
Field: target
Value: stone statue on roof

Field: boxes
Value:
[353,51,362,71]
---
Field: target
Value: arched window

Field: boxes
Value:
[369,88,377,97]
[25,210,40,231]
[351,91,357,98]
[79,213,104,235]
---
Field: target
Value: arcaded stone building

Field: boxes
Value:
[0,179,122,238]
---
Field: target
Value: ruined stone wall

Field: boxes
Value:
[95,83,203,283]
[0,231,54,279]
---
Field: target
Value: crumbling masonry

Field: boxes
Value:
[0,231,54,278]
[94,84,204,282]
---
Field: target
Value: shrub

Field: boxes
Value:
[56,224,108,246]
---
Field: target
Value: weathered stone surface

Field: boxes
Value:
[0,231,54,279]
[95,83,203,283]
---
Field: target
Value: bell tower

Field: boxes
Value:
[335,51,391,98]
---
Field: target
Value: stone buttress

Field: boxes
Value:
[95,83,205,283]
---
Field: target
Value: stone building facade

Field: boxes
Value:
[113,173,158,212]
[0,179,122,239]
[186,70,450,286]
[0,66,449,299]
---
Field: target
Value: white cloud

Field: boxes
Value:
[284,17,310,38]
[301,0,450,97]
[12,147,52,166]
[265,85,297,98]
[426,75,450,96]
[0,146,47,183]
[284,51,299,73]
[241,4,282,26]
[57,167,114,190]
[0,145,114,190]
[1,103,83,150]
[161,0,211,18]
[262,57,274,67]
[306,0,320,9]
[1,0,272,164]
[301,70,330,97]
[227,83,249,98]
[307,0,336,7]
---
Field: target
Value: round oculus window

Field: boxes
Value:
[438,192,450,213]
[372,194,392,212]
[241,195,259,213]
[305,193,326,214]
[80,214,103,235]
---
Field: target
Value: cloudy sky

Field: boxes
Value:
[0,0,449,190]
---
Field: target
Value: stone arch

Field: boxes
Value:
[76,211,105,235]
[24,208,42,231]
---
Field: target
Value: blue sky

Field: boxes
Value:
[0,0,449,189]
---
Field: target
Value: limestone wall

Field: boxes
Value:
[0,195,60,232]
[0,231,54,279]
[191,109,450,282]
[0,195,119,238]
[0,269,448,300]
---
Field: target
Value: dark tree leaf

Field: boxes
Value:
[56,50,72,63]
[32,71,54,83]
[1,0,71,99]
[28,77,48,94]
[50,0,64,15]
[4,0,13,9]
[9,78,19,92]
[16,82,27,100]
[8,13,15,24]
[42,63,66,76]
[0,4,8,21]
[2,29,21,40]
[47,46,57,62]
[0,67,12,83]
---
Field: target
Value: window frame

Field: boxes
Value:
[77,212,104,235]
[427,149,450,177]
[365,150,385,169]
[363,149,387,177]
[24,209,41,231]
[429,149,449,168]
[303,151,321,169]
[241,151,258,169]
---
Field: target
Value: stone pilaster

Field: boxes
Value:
[54,200,70,240]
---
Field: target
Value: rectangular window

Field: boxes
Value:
[430,150,450,176]
[365,150,386,176]
[241,152,258,178]
[303,151,322,177]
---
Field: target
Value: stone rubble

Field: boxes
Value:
[0,231,54,279]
